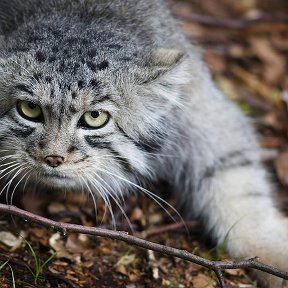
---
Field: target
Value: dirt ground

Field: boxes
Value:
[1,0,288,287]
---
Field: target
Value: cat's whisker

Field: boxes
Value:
[0,160,19,168]
[0,156,18,162]
[0,149,18,153]
[96,168,186,229]
[0,162,23,176]
[85,174,114,228]
[0,152,23,158]
[31,167,46,189]
[0,152,21,158]
[88,175,118,229]
[94,180,123,230]
[78,175,99,224]
[143,153,180,158]
[90,172,134,232]
[9,167,31,205]
[98,153,180,160]
[78,174,86,201]
[0,150,20,156]
[0,162,27,180]
[22,169,33,195]
[92,179,112,228]
[1,164,27,201]
[63,180,68,199]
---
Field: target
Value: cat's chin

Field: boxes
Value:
[38,175,80,190]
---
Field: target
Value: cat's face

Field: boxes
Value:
[0,48,185,200]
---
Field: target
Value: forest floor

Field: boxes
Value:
[1,0,288,287]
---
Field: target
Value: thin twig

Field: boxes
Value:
[214,267,225,288]
[173,12,288,29]
[0,204,288,287]
[146,220,199,237]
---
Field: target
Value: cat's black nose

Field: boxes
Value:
[44,155,64,168]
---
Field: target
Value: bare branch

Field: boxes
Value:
[146,220,199,238]
[1,203,288,287]
[214,268,225,288]
[173,12,288,29]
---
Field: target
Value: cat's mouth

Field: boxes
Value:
[37,165,70,180]
[38,170,79,189]
[42,171,69,180]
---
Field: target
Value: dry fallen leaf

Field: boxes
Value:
[115,253,136,267]
[249,37,285,85]
[275,151,288,186]
[148,250,159,280]
[49,232,64,251]
[48,202,66,214]
[116,264,128,276]
[0,231,23,249]
[225,268,245,276]
[192,273,215,288]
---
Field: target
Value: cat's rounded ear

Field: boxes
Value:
[138,48,190,85]
[151,48,184,68]
[137,48,190,86]
[138,48,191,106]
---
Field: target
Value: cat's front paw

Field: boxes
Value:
[253,271,288,288]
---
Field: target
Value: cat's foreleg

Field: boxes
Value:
[193,164,288,287]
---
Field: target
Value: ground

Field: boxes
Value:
[1,0,288,287]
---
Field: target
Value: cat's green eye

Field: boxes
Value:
[81,110,110,129]
[17,100,42,121]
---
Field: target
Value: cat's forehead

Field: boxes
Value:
[27,44,132,90]
[2,20,151,111]
[7,20,142,84]
[29,72,117,112]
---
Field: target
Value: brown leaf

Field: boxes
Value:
[0,231,23,249]
[225,268,245,276]
[48,202,66,214]
[66,234,85,253]
[116,265,128,276]
[275,151,288,186]
[249,37,285,85]
[192,273,215,288]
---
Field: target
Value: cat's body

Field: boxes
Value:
[0,1,287,287]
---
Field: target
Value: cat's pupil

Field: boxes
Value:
[91,111,100,118]
[28,102,37,109]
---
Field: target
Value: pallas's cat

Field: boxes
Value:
[0,1,287,286]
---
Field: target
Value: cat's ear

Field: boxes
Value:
[135,48,190,107]
[150,48,183,68]
[137,48,190,86]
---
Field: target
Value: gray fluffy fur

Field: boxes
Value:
[0,1,287,287]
